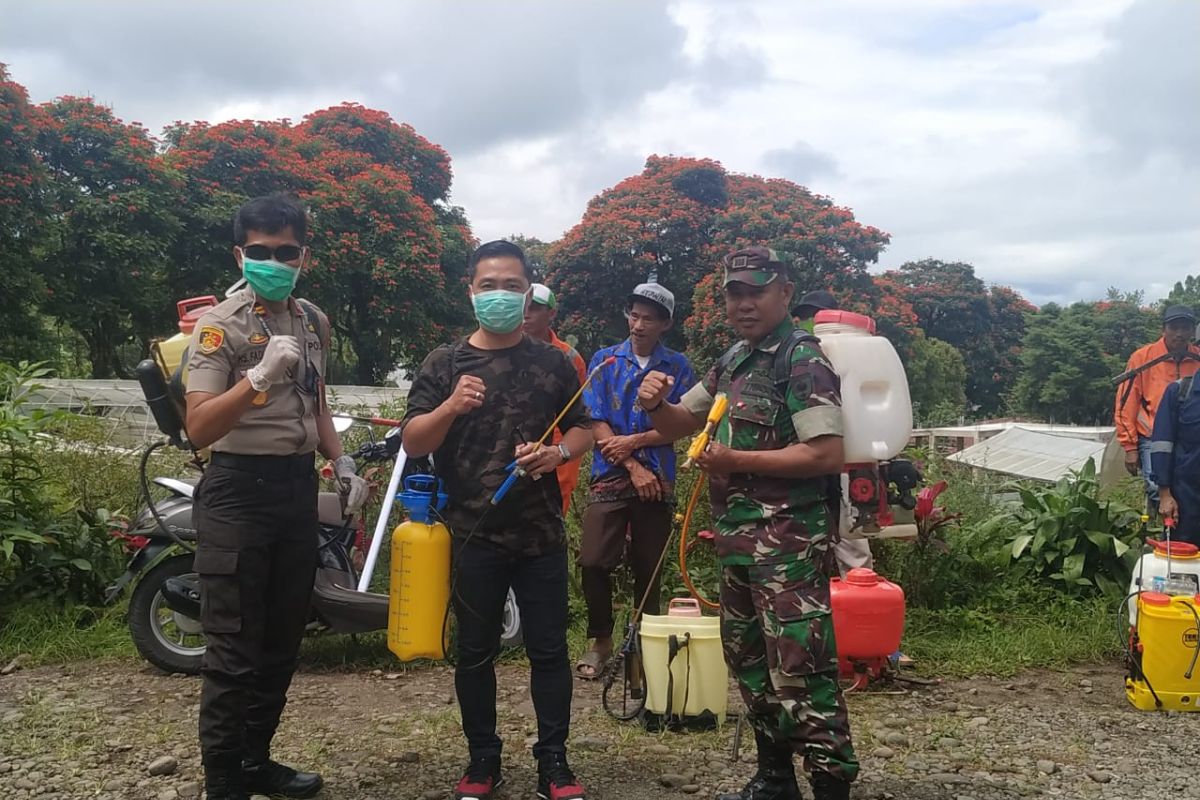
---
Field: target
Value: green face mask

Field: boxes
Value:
[242,257,300,302]
[471,289,528,334]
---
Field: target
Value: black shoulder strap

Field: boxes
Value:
[296,299,328,346]
[772,329,821,387]
[714,341,744,382]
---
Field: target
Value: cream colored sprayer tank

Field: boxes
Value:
[813,311,913,462]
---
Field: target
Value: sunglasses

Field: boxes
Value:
[242,244,304,263]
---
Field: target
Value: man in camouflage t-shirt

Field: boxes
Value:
[402,241,593,800]
[638,247,857,800]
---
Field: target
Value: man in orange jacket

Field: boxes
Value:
[1114,305,1200,512]
[524,283,588,515]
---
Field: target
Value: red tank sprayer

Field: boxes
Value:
[830,568,906,690]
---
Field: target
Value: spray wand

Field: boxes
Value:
[683,393,729,468]
[677,393,729,610]
[491,356,617,505]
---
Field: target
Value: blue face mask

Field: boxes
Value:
[471,289,528,334]
[242,257,299,302]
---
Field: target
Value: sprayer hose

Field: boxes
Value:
[678,476,719,610]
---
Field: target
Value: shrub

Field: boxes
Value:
[987,458,1142,596]
[0,362,126,606]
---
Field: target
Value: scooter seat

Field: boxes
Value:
[312,570,389,633]
[318,492,350,527]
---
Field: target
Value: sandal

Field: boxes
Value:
[574,648,611,681]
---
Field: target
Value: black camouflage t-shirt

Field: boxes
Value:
[401,336,591,556]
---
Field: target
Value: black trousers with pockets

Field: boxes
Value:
[193,453,318,767]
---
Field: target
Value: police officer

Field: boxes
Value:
[639,247,857,800]
[185,193,368,800]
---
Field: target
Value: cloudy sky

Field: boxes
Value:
[2,0,1196,305]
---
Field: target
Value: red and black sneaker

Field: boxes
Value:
[454,755,503,800]
[536,753,586,800]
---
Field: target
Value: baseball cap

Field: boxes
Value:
[792,289,839,319]
[723,246,787,287]
[628,282,675,319]
[1163,304,1196,324]
[530,283,556,310]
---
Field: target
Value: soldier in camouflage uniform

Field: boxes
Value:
[638,247,857,800]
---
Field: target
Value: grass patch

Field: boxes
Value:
[0,600,134,664]
[902,595,1122,678]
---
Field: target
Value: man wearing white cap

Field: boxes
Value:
[524,283,588,515]
[576,282,695,679]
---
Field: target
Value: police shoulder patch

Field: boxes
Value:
[198,326,225,354]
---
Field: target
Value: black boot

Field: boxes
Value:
[242,728,323,799]
[810,771,852,800]
[242,758,324,799]
[715,731,801,800]
[204,761,249,800]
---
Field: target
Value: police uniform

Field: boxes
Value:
[678,248,857,799]
[185,288,328,775]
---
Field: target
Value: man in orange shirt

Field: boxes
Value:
[1114,305,1200,512]
[525,283,588,515]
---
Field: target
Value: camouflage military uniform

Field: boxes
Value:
[680,318,858,784]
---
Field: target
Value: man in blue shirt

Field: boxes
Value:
[1151,317,1200,545]
[576,282,695,679]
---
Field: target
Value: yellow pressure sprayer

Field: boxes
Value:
[602,392,729,721]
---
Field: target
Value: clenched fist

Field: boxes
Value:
[247,335,302,392]
[443,375,486,416]
[638,370,674,411]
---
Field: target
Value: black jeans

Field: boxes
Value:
[193,454,318,767]
[452,539,571,762]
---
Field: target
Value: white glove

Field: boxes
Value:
[334,455,370,515]
[247,335,302,392]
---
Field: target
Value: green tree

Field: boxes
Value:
[165,105,473,383]
[0,65,55,365]
[906,336,967,425]
[549,157,729,357]
[1164,275,1200,310]
[547,156,891,362]
[1012,303,1122,424]
[507,235,551,280]
[1093,295,1159,360]
[886,259,1032,415]
[35,97,183,378]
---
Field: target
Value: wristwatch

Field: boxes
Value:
[557,443,571,463]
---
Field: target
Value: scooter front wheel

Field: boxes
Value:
[128,553,206,674]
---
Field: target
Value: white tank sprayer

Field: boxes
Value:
[812,310,917,533]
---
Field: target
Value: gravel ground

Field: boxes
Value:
[1,659,1198,800]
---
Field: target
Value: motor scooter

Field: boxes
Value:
[108,359,522,674]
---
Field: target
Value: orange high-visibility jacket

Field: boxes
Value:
[547,330,587,515]
[1114,338,1200,451]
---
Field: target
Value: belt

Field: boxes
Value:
[210,451,316,478]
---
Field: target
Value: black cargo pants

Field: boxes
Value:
[193,452,319,768]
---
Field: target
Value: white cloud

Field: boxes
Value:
[1,0,1195,306]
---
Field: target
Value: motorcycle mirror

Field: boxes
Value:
[332,415,354,434]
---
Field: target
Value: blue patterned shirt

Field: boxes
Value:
[583,339,696,490]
